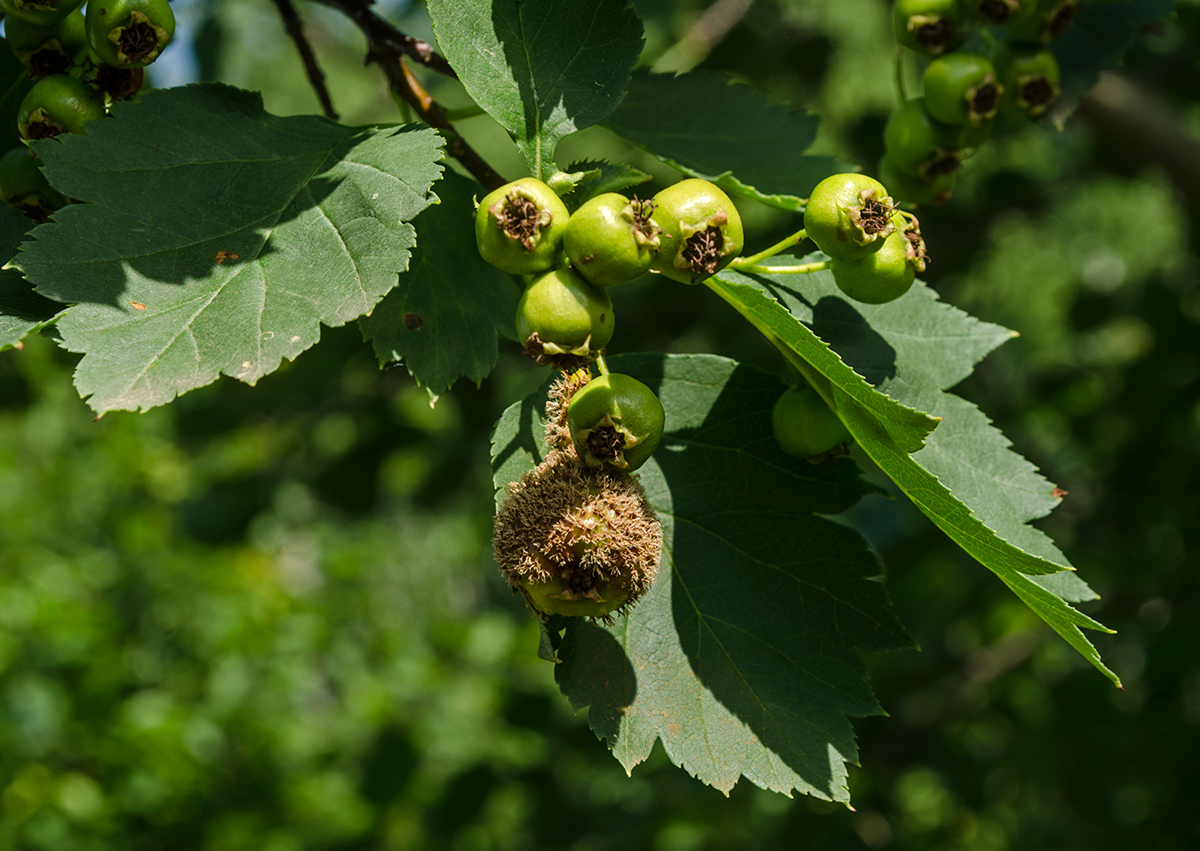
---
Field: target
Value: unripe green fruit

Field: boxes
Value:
[0,0,82,27]
[5,8,87,79]
[772,387,852,459]
[0,146,67,216]
[85,0,175,68]
[993,45,1061,119]
[877,156,956,208]
[883,98,966,180]
[475,178,570,276]
[830,212,927,304]
[804,173,895,261]
[893,0,967,57]
[648,179,744,284]
[923,53,1003,127]
[493,450,662,619]
[17,74,105,140]
[568,373,665,473]
[564,193,663,287]
[515,267,614,367]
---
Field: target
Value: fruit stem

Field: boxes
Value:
[730,228,808,269]
[734,259,832,276]
[595,354,611,376]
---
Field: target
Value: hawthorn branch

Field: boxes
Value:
[314,0,505,191]
[310,0,458,78]
[273,0,339,121]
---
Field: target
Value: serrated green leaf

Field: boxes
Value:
[603,70,848,211]
[0,206,60,351]
[562,159,652,210]
[709,263,1119,684]
[1049,0,1174,124]
[360,171,520,396]
[14,84,444,413]
[491,353,913,799]
[428,0,643,180]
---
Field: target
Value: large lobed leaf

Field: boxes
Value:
[603,70,848,211]
[360,171,520,397]
[428,0,643,180]
[708,262,1119,684]
[491,353,914,799]
[15,84,444,413]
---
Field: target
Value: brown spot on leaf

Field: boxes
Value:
[402,312,423,331]
[215,250,240,264]
[1052,488,1069,499]
[130,302,146,310]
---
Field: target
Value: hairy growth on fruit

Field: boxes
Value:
[493,450,662,621]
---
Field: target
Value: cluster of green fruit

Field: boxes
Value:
[0,0,175,219]
[883,0,1076,206]
[475,175,748,475]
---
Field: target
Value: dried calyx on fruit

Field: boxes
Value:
[804,173,896,261]
[649,178,743,284]
[494,372,663,621]
[567,373,665,472]
[830,211,926,305]
[475,178,570,276]
[85,0,175,69]
[5,10,88,80]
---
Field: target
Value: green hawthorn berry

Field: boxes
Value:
[493,450,662,620]
[883,98,967,180]
[0,0,82,27]
[877,156,956,208]
[17,74,105,141]
[1005,0,1076,42]
[0,146,66,218]
[475,178,570,276]
[994,44,1061,119]
[923,52,1003,127]
[894,0,968,57]
[648,178,744,284]
[516,267,614,368]
[567,373,665,473]
[5,8,87,79]
[804,173,896,261]
[563,193,664,288]
[830,212,927,304]
[85,0,175,68]
[92,63,145,99]
[772,386,852,460]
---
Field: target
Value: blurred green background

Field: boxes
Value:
[1,0,1198,848]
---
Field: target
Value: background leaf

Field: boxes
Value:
[14,84,444,413]
[360,171,520,397]
[491,353,913,798]
[427,0,643,179]
[1049,0,1175,124]
[0,206,58,351]
[603,70,848,211]
[708,263,1119,684]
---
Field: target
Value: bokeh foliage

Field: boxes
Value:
[1,0,1198,848]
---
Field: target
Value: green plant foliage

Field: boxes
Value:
[603,70,848,211]
[426,0,643,179]
[0,205,57,350]
[14,84,444,413]
[562,159,652,211]
[709,262,1119,683]
[492,353,913,798]
[361,171,520,397]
